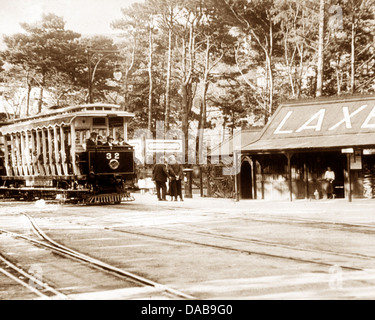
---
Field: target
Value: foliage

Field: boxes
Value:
[0,0,374,133]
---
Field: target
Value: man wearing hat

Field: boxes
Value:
[152,156,170,201]
[86,132,98,148]
[103,136,115,147]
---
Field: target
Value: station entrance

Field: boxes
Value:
[238,151,347,200]
[291,151,346,199]
[240,160,252,199]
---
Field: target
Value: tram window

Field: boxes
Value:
[95,129,106,139]
[109,117,123,126]
[93,117,106,126]
[76,129,90,144]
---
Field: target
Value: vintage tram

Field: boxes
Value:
[0,104,136,204]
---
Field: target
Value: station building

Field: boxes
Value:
[231,95,375,201]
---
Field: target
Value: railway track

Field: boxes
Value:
[225,214,375,235]
[0,213,196,300]
[0,253,69,299]
[28,207,375,272]
[6,206,375,299]
[151,225,375,262]
[110,226,369,271]
[22,207,375,272]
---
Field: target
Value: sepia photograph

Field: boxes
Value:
[0,0,375,307]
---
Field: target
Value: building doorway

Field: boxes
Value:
[303,151,346,199]
[240,160,253,199]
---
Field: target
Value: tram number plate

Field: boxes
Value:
[89,151,134,174]
[106,152,120,160]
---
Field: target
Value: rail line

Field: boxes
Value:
[0,253,69,299]
[21,208,375,272]
[226,214,375,235]
[22,205,372,272]
[106,226,372,272]
[12,209,375,296]
[153,226,375,262]
[0,213,196,300]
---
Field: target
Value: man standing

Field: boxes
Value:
[152,156,169,201]
[168,155,184,201]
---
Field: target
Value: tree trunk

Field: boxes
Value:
[37,87,43,114]
[26,74,32,117]
[316,0,325,97]
[181,84,189,163]
[179,25,194,163]
[148,24,153,132]
[336,66,342,95]
[165,28,172,133]
[266,54,273,119]
[350,11,356,94]
[267,16,273,118]
[197,37,210,163]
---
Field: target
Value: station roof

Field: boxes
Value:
[242,95,375,154]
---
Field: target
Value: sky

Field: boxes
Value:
[0,0,142,37]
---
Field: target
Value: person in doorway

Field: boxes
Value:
[152,156,170,201]
[324,166,335,199]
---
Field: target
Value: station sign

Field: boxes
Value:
[128,139,183,164]
[341,148,354,154]
[145,139,182,153]
[363,149,375,155]
[341,148,362,169]
[271,101,375,137]
[129,139,182,153]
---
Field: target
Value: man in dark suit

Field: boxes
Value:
[103,136,114,147]
[152,156,170,201]
[168,155,184,201]
[86,132,98,149]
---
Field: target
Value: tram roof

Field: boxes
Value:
[0,103,134,135]
[242,95,375,154]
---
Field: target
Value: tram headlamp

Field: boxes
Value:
[109,159,120,170]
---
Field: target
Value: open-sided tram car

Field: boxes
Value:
[0,104,136,204]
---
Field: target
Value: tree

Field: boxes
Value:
[317,0,375,96]
[150,0,182,132]
[2,13,81,113]
[222,0,282,122]
[272,0,319,99]
[192,0,234,162]
[316,0,325,97]
[111,4,141,111]
[84,35,123,104]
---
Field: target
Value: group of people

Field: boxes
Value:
[86,132,128,148]
[152,155,184,201]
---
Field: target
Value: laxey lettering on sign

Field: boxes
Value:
[271,101,375,137]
